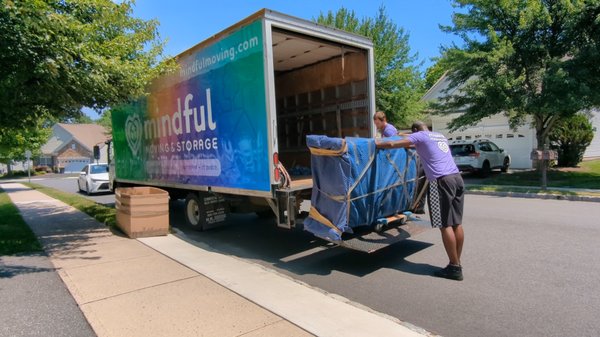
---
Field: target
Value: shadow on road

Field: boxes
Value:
[169,201,435,278]
[0,253,55,279]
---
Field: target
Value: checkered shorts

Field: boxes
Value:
[428,173,464,228]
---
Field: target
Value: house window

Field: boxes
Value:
[71,143,76,150]
[465,135,472,140]
[507,134,515,138]
[475,135,482,139]
[456,136,462,140]
[496,134,503,139]
[485,134,492,138]
[518,134,525,138]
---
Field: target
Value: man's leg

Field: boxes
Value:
[440,226,460,266]
[453,224,464,264]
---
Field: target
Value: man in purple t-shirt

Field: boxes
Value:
[376,121,465,281]
[373,111,398,137]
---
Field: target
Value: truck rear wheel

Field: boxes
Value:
[184,193,203,230]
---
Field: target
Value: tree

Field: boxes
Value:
[425,54,452,89]
[96,110,112,134]
[315,6,425,127]
[0,122,51,174]
[550,113,595,167]
[433,0,600,188]
[64,114,94,124]
[0,0,171,131]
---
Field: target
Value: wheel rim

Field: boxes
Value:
[186,199,200,226]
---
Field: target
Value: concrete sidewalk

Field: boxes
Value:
[1,182,429,337]
[1,183,310,337]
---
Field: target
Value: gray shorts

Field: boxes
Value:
[427,173,464,228]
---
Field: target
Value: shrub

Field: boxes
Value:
[550,114,595,167]
[34,166,50,172]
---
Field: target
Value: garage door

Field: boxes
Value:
[490,132,535,169]
[447,131,535,169]
[63,158,90,173]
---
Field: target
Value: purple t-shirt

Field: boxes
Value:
[382,123,398,137]
[407,131,459,181]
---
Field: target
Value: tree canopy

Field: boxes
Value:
[433,0,600,149]
[0,0,170,130]
[315,6,425,127]
[95,109,112,133]
[425,54,452,90]
[0,120,51,167]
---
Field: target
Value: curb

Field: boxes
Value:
[465,189,600,202]
[155,228,436,337]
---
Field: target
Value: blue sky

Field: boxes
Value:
[85,0,460,119]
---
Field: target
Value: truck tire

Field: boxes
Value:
[184,193,203,230]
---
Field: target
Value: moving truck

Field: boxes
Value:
[110,9,428,249]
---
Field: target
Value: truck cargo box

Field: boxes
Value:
[109,9,393,236]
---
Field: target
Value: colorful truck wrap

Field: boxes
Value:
[111,19,271,193]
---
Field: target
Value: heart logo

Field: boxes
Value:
[125,114,143,157]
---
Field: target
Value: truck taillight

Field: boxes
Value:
[273,152,280,182]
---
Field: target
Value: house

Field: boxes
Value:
[584,112,600,159]
[38,123,110,173]
[423,73,600,169]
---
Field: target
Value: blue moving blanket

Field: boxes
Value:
[304,135,419,242]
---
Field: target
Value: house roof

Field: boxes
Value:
[41,123,109,155]
[422,72,467,102]
[57,123,109,151]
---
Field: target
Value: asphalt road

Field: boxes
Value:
[171,196,600,337]
[25,176,600,337]
[0,254,95,337]
[28,174,115,206]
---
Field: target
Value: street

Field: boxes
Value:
[31,175,115,206]
[32,177,600,337]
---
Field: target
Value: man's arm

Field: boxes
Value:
[375,138,413,149]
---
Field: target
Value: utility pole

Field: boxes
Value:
[24,150,32,183]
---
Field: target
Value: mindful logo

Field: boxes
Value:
[125,114,143,156]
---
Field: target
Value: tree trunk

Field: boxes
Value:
[535,118,549,190]
[541,141,548,190]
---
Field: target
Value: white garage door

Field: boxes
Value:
[489,132,535,169]
[584,112,600,159]
[63,158,90,173]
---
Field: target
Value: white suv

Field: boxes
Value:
[449,139,511,175]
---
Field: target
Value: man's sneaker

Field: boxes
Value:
[434,264,463,281]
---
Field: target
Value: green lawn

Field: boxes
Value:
[480,159,600,189]
[0,188,42,255]
[581,159,600,173]
[24,183,116,227]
